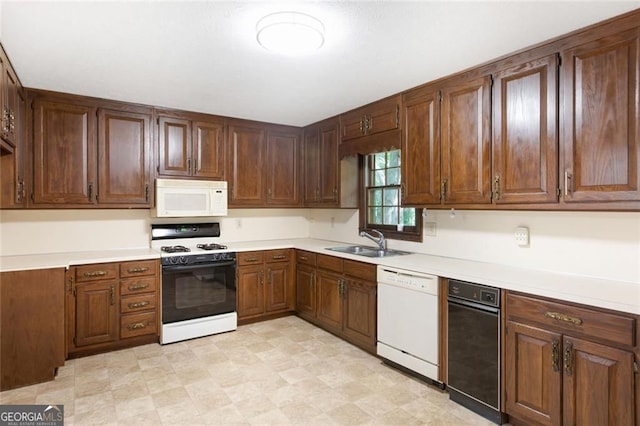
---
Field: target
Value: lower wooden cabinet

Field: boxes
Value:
[295,250,377,354]
[236,249,295,322]
[0,268,66,391]
[505,291,637,426]
[67,259,159,356]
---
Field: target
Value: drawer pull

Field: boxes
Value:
[84,270,107,278]
[128,283,150,291]
[127,267,149,274]
[545,311,583,326]
[551,339,560,372]
[128,301,150,309]
[564,340,573,376]
[299,256,308,261]
[127,322,148,330]
[271,255,287,260]
[244,257,260,262]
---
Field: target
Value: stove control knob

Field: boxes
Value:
[180,256,188,264]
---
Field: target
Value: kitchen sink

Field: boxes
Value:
[325,245,411,258]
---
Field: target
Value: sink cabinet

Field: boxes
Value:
[0,268,65,391]
[295,251,377,354]
[67,259,159,357]
[236,249,295,323]
[504,291,638,426]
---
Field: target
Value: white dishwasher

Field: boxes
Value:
[377,265,441,386]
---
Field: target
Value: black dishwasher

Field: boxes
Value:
[447,279,507,424]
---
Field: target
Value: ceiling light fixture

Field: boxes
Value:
[256,11,325,55]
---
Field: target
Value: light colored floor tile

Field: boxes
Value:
[2,316,499,425]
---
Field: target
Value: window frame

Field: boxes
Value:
[358,152,423,243]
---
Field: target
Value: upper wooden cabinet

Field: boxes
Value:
[441,73,493,205]
[492,54,559,205]
[0,43,23,149]
[340,95,401,142]
[32,99,98,205]
[227,119,301,207]
[560,27,640,204]
[98,108,152,205]
[0,43,26,208]
[303,117,340,206]
[401,83,441,205]
[157,111,225,180]
[31,91,153,208]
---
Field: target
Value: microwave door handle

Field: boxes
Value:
[162,261,236,272]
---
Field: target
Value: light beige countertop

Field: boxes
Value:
[0,248,161,272]
[2,238,638,315]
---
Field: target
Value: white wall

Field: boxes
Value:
[2,207,639,284]
[0,209,310,256]
[308,208,640,283]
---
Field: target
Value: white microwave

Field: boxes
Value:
[154,179,228,217]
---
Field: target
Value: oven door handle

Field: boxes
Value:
[162,261,237,272]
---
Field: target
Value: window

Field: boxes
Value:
[360,150,422,241]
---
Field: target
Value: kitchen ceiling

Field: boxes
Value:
[1,1,639,127]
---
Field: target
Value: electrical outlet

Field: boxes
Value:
[514,226,529,246]
[425,222,437,236]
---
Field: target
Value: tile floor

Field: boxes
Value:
[1,316,498,425]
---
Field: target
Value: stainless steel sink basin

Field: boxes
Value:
[325,245,411,258]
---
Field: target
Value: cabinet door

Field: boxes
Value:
[0,85,25,207]
[98,108,152,205]
[193,119,225,179]
[493,54,559,204]
[441,75,492,204]
[341,96,400,141]
[236,265,265,319]
[318,121,340,204]
[296,264,316,320]
[266,127,300,206]
[1,50,21,147]
[505,321,562,426]
[265,262,292,312]
[158,116,191,176]
[315,270,343,334]
[402,84,441,205]
[342,279,377,352]
[562,337,635,426]
[303,125,320,203]
[561,28,640,202]
[75,280,119,347]
[32,100,97,204]
[0,268,65,391]
[228,121,266,206]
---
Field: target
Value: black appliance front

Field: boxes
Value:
[447,279,506,424]
[162,260,236,324]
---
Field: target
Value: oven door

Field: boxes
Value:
[162,261,236,324]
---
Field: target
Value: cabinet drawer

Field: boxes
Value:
[343,260,376,282]
[296,250,317,266]
[75,263,118,282]
[120,277,157,296]
[121,293,157,314]
[120,260,157,278]
[121,311,157,339]
[265,249,291,263]
[237,251,265,266]
[507,292,635,347]
[317,254,343,273]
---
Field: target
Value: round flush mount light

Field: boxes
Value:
[256,11,325,55]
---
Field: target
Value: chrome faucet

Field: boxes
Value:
[360,229,387,250]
